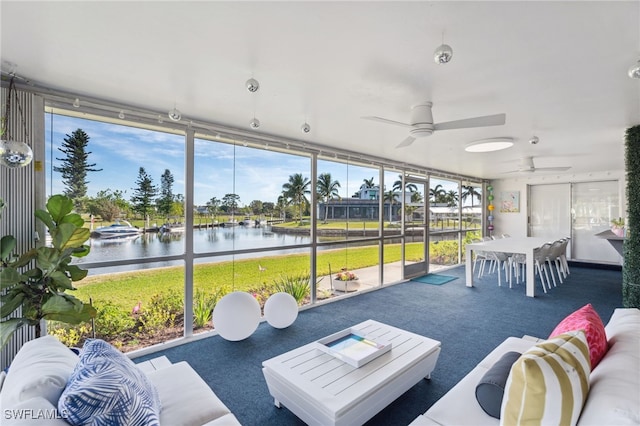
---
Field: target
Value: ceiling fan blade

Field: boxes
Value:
[433,113,506,131]
[361,116,412,128]
[396,136,416,148]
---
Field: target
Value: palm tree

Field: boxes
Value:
[445,190,459,207]
[362,177,375,188]
[392,174,418,194]
[461,185,482,207]
[429,184,446,203]
[282,173,311,225]
[383,190,399,223]
[317,173,341,224]
[411,192,423,203]
[275,194,289,221]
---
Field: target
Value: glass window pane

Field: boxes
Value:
[194,138,311,253]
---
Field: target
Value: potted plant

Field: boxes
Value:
[611,217,625,237]
[0,194,97,347]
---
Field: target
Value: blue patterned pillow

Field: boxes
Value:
[58,339,161,426]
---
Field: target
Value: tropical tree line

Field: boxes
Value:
[54,128,482,225]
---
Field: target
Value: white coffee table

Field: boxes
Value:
[262,319,441,426]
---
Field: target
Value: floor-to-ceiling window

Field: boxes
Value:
[42,106,485,352]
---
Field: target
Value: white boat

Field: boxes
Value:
[91,220,141,239]
[159,223,186,234]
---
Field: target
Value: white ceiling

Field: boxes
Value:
[2,1,639,179]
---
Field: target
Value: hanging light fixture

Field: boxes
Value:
[249,117,260,129]
[0,76,33,168]
[629,59,640,79]
[168,105,182,121]
[247,77,260,129]
[433,31,453,64]
[246,78,260,93]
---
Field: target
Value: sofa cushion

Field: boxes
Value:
[58,339,162,426]
[423,337,536,426]
[146,361,236,425]
[501,331,590,426]
[0,335,78,408]
[577,308,640,425]
[549,303,607,368]
[475,351,522,419]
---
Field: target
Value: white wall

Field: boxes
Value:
[491,170,626,238]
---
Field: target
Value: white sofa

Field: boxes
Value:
[0,336,240,425]
[411,308,640,425]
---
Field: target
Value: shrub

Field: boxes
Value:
[193,287,227,328]
[48,322,92,348]
[273,273,311,305]
[139,290,183,334]
[94,301,136,340]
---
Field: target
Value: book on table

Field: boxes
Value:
[316,328,392,368]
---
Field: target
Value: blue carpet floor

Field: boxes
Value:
[411,273,458,285]
[135,264,622,425]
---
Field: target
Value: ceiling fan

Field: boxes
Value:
[505,156,571,173]
[362,101,506,148]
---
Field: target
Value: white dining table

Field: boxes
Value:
[465,237,550,297]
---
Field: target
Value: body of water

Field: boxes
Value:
[78,226,313,274]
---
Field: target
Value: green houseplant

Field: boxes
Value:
[0,194,97,347]
[623,124,640,308]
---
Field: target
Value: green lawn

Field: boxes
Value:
[74,242,427,311]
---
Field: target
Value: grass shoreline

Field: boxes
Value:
[75,243,428,311]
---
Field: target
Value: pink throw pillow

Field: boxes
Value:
[549,303,608,368]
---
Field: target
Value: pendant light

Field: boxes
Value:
[433,31,453,64]
[629,59,640,79]
[0,76,33,168]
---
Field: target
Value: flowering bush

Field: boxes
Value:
[335,270,358,281]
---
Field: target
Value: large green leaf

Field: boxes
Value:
[0,267,21,290]
[46,194,74,223]
[36,247,61,271]
[34,209,55,230]
[61,213,85,228]
[66,264,88,282]
[53,223,90,250]
[0,318,26,348]
[42,294,96,323]
[49,270,73,290]
[10,248,38,268]
[72,245,91,258]
[0,235,16,262]
[0,292,25,318]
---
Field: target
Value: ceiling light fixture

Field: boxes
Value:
[465,137,514,153]
[246,78,260,93]
[247,77,260,129]
[629,59,640,79]
[168,106,182,121]
[73,98,80,108]
[433,31,453,64]
[0,76,33,168]
[301,122,311,133]
[249,118,260,129]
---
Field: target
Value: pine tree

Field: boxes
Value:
[131,167,158,223]
[53,129,102,202]
[156,169,174,218]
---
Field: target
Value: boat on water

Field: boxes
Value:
[159,223,186,234]
[91,220,141,239]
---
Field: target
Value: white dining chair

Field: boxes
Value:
[510,243,552,293]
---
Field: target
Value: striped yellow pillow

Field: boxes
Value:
[500,330,590,426]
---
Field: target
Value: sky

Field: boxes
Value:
[45,113,462,207]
